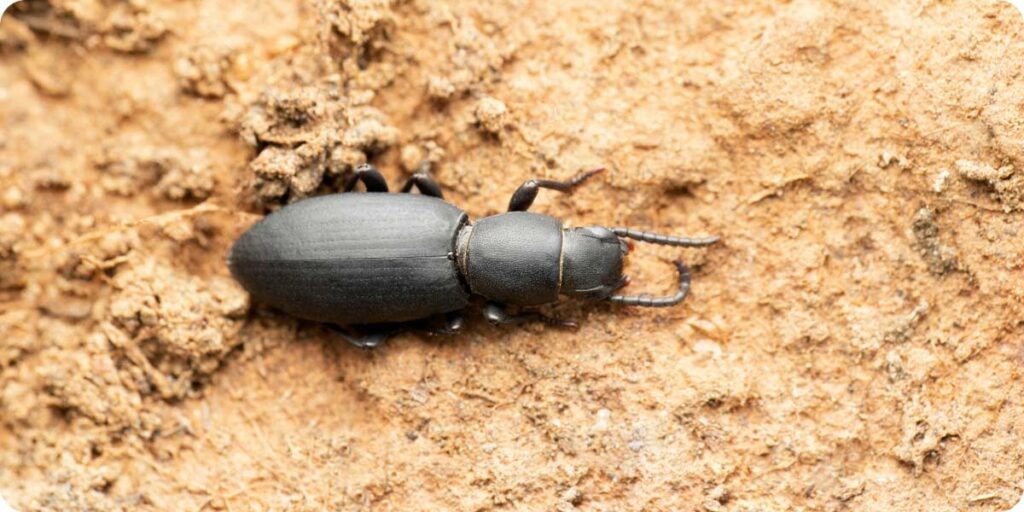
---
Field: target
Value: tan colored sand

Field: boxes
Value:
[1,0,1023,510]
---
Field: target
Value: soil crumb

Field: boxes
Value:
[956,159,1024,212]
[911,208,960,276]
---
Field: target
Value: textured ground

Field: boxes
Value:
[1,0,1023,510]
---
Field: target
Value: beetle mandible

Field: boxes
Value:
[228,164,719,348]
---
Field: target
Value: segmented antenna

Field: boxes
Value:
[608,261,692,307]
[610,227,719,247]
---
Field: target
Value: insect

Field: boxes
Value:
[228,164,718,348]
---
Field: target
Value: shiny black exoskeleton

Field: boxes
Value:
[228,165,718,348]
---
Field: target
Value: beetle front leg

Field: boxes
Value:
[343,163,390,192]
[483,302,577,329]
[400,172,445,199]
[506,167,604,212]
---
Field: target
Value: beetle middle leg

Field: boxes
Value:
[327,324,397,349]
[507,167,604,212]
[343,163,390,193]
[484,302,577,329]
[415,311,464,335]
[400,172,444,199]
[437,312,465,334]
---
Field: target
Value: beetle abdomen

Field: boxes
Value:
[229,194,470,325]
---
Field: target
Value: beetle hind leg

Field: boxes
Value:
[343,163,389,192]
[400,172,445,199]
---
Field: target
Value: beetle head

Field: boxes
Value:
[560,227,628,300]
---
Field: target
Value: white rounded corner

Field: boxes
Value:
[1005,0,1024,18]
[0,1,19,23]
[1010,493,1024,512]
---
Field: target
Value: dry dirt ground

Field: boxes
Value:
[1,0,1023,510]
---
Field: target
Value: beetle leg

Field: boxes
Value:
[400,172,445,199]
[483,302,535,325]
[483,302,578,329]
[441,312,465,333]
[419,312,464,335]
[343,163,390,193]
[326,324,395,349]
[507,167,604,212]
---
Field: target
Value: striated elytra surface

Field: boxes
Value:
[229,193,470,324]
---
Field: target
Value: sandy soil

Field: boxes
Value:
[1,0,1023,510]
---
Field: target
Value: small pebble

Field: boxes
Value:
[2,186,26,209]
[400,144,425,173]
[932,169,950,193]
[474,96,509,134]
[692,339,723,357]
[560,487,583,505]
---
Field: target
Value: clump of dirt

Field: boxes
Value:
[911,208,960,275]
[96,145,216,201]
[107,257,249,398]
[316,0,396,66]
[9,0,167,53]
[6,231,245,424]
[0,17,34,54]
[891,395,963,473]
[240,85,399,205]
[174,45,236,99]
[228,0,408,207]
[2,1,1024,511]
[956,159,1024,212]
[473,95,509,134]
[57,231,136,281]
[425,17,513,101]
[0,214,27,291]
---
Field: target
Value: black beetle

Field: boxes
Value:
[228,164,718,348]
